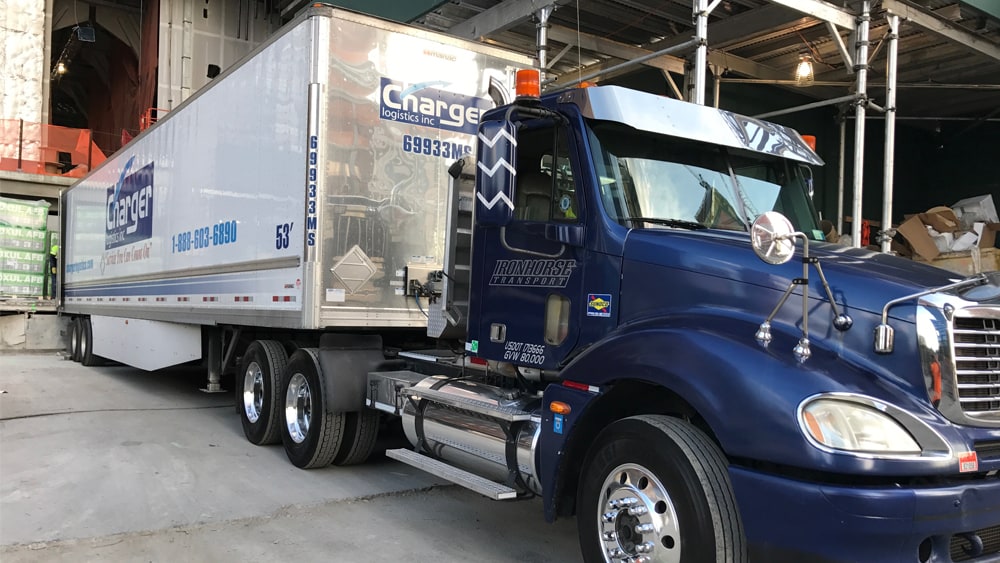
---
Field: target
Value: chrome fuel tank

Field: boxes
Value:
[401,376,542,495]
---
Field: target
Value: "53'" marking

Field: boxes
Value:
[275,222,294,250]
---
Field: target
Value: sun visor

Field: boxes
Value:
[562,86,824,166]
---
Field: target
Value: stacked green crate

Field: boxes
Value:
[0,196,50,297]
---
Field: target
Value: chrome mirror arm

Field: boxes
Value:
[873,274,988,354]
[755,231,853,362]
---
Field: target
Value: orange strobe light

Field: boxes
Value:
[516,69,541,98]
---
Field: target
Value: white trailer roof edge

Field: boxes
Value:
[65,6,533,192]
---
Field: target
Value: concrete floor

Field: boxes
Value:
[0,353,580,561]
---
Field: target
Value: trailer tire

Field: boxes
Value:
[333,410,381,466]
[239,340,288,445]
[80,317,102,366]
[577,415,747,563]
[69,317,82,362]
[281,348,346,469]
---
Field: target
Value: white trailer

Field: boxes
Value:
[62,6,527,374]
[62,6,528,464]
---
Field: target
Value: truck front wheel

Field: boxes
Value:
[577,415,747,563]
[281,348,346,468]
[239,340,287,445]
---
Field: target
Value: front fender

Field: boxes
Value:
[556,314,963,477]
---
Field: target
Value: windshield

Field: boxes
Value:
[587,121,821,239]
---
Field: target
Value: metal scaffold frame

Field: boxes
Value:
[515,0,998,251]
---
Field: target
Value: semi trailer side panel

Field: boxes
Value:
[62,16,314,328]
[62,8,529,332]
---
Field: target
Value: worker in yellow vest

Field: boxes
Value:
[49,244,59,299]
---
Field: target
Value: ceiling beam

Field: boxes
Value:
[547,25,686,74]
[544,35,792,89]
[701,3,813,48]
[764,0,854,30]
[883,0,1000,62]
[623,3,811,54]
[602,0,692,26]
[447,0,568,41]
[547,24,790,80]
[707,51,787,80]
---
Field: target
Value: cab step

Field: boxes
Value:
[386,448,517,500]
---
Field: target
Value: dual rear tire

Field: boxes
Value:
[238,343,379,469]
[69,317,82,362]
[68,317,101,366]
[239,340,288,445]
[280,348,380,469]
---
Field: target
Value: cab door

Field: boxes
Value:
[468,121,587,371]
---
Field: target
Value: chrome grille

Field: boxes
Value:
[950,524,1000,562]
[953,317,1000,415]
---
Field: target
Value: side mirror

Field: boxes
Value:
[751,210,853,362]
[474,119,517,227]
[751,211,796,265]
[800,164,815,200]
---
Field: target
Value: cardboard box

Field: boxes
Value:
[919,206,960,233]
[976,222,1000,249]
[896,210,1000,262]
[897,214,941,261]
[952,194,999,229]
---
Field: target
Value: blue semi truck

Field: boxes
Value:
[60,7,999,563]
[390,78,1000,563]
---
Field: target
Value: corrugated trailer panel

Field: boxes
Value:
[314,12,528,328]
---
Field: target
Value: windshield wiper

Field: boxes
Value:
[621,217,707,230]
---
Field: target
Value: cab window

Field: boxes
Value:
[515,125,578,222]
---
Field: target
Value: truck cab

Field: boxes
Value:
[467,85,823,373]
[399,78,1000,562]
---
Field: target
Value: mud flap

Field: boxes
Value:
[316,333,385,412]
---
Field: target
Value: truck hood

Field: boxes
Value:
[621,228,962,320]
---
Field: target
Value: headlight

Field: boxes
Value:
[801,399,921,454]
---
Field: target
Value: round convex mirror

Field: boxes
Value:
[751,211,796,265]
[961,271,1000,302]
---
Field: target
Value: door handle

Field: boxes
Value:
[544,223,585,247]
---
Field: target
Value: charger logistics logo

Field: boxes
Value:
[105,156,155,250]
[379,77,491,135]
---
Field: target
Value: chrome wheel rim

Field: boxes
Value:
[284,372,311,444]
[243,361,264,423]
[70,323,79,355]
[598,463,681,563]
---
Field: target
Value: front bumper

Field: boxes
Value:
[731,466,1000,563]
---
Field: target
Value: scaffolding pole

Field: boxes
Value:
[536,5,554,82]
[837,114,846,236]
[881,14,899,253]
[692,0,709,105]
[713,65,721,108]
[851,1,871,248]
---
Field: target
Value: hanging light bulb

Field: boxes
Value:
[56,61,68,75]
[795,54,814,86]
